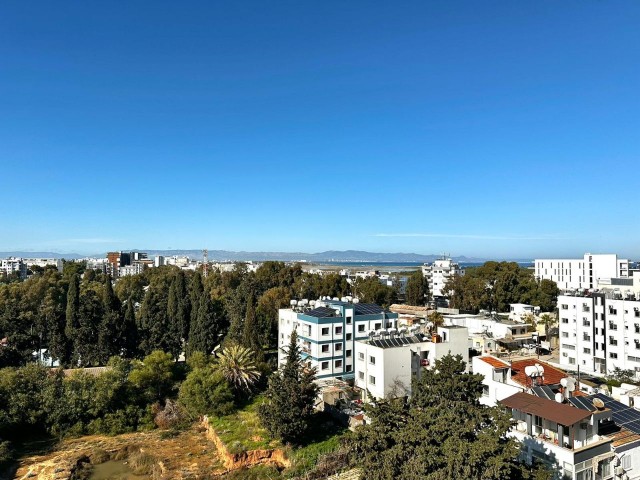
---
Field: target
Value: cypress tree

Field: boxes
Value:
[168,271,190,344]
[258,330,318,443]
[187,292,223,357]
[242,296,261,356]
[98,275,122,362]
[64,274,80,365]
[122,296,139,358]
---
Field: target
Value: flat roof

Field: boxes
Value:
[501,392,592,426]
[366,335,428,349]
[510,359,567,387]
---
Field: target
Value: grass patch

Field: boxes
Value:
[208,395,281,454]
[284,413,349,478]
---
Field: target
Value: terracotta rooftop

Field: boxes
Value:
[478,356,510,369]
[501,392,592,426]
[510,359,567,388]
[608,428,640,447]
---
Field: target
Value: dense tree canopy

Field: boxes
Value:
[443,262,560,313]
[348,354,551,480]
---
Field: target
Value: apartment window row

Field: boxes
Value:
[628,355,640,363]
[321,360,345,370]
[562,344,576,351]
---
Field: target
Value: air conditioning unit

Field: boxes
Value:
[615,466,624,475]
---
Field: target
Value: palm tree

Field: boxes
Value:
[216,344,261,393]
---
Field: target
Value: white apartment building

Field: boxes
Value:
[278,300,399,381]
[501,391,640,480]
[535,253,629,291]
[444,313,534,350]
[23,258,64,272]
[421,258,464,299]
[1,257,27,279]
[354,325,469,400]
[119,262,146,277]
[558,291,640,376]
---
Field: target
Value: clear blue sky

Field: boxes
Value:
[2,1,639,259]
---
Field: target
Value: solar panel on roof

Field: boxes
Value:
[355,304,384,315]
[532,386,555,400]
[568,396,594,411]
[588,393,640,435]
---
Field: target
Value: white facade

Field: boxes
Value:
[444,313,533,344]
[1,257,27,279]
[535,253,629,291]
[119,263,145,277]
[23,258,64,272]
[558,291,640,377]
[354,325,469,400]
[421,258,464,298]
[278,300,399,381]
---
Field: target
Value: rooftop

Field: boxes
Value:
[510,359,567,388]
[501,392,592,426]
[365,334,428,349]
[478,356,510,369]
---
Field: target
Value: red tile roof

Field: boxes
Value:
[510,359,567,388]
[478,356,510,369]
[501,392,592,426]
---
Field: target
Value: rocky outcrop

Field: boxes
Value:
[202,416,290,471]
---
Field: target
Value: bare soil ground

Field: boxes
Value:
[11,427,225,480]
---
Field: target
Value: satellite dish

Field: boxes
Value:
[555,393,563,403]
[593,398,605,409]
[565,378,576,392]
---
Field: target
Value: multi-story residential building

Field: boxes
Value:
[473,356,569,407]
[278,300,398,381]
[502,391,640,480]
[535,254,629,291]
[23,258,64,272]
[558,291,640,377]
[421,258,464,299]
[354,325,469,400]
[444,313,534,351]
[1,257,27,279]
[119,262,146,277]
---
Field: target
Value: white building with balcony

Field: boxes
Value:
[1,257,27,279]
[421,258,464,299]
[535,254,629,291]
[502,391,640,480]
[558,291,640,377]
[354,325,469,400]
[278,300,399,381]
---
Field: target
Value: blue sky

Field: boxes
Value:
[1,1,639,259]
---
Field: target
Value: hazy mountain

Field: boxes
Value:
[0,251,84,259]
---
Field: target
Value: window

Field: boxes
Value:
[583,348,591,354]
[358,324,365,333]
[374,323,381,330]
[635,324,640,334]
[335,326,343,335]
[482,385,489,397]
[345,365,352,372]
[321,361,329,370]
[583,319,591,327]
[610,352,618,359]
[335,360,343,368]
[561,304,568,310]
[568,357,576,365]
[535,416,542,428]
[346,350,352,357]
[335,343,342,352]
[321,344,329,353]
[583,333,590,342]
[369,356,376,365]
[358,371,364,380]
[321,327,329,336]
[622,455,631,470]
[346,316,352,325]
[562,332,569,338]
[369,375,376,385]
[562,318,569,324]
[358,352,364,360]
[609,337,618,346]
[346,333,352,340]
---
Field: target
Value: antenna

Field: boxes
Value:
[202,249,209,278]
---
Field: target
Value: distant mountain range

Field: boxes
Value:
[0,249,490,263]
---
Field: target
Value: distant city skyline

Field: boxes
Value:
[2,2,639,259]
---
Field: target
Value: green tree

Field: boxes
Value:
[178,366,235,418]
[348,354,533,480]
[405,270,428,306]
[354,277,397,306]
[216,344,261,393]
[187,291,224,357]
[242,297,261,354]
[258,331,318,444]
[168,270,190,342]
[64,274,80,365]
[98,276,122,363]
[128,350,176,403]
[121,297,140,358]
